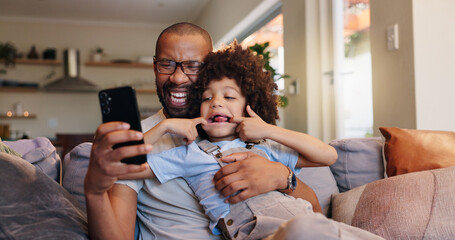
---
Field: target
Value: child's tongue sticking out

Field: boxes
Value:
[214,115,229,122]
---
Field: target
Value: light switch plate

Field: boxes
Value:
[288,80,299,95]
[387,24,399,51]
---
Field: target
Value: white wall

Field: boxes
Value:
[0,20,161,139]
[281,0,311,135]
[370,0,416,135]
[194,0,264,45]
[413,0,455,130]
[370,0,455,134]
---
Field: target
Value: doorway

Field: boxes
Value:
[324,0,373,139]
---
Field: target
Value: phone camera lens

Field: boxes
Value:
[100,92,108,100]
[102,107,110,115]
[101,100,109,108]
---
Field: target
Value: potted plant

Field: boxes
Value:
[92,47,104,62]
[249,42,290,108]
[0,42,18,68]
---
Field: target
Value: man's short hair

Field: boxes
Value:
[155,22,213,55]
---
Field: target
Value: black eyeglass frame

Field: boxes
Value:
[153,56,204,75]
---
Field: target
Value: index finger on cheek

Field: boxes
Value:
[230,116,244,123]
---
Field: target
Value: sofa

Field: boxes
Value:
[1,127,454,239]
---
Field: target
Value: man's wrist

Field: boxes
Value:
[278,167,297,194]
[275,164,289,190]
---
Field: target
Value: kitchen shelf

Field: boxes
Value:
[0,86,155,94]
[0,114,37,119]
[0,59,61,65]
[0,87,39,92]
[85,61,154,69]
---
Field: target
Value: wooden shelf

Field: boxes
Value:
[0,86,39,92]
[0,114,37,119]
[0,58,61,65]
[85,61,154,69]
[0,86,155,94]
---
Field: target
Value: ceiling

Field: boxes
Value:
[0,0,210,27]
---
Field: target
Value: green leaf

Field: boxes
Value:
[249,41,291,108]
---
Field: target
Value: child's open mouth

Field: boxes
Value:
[208,114,231,123]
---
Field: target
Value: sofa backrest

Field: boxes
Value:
[329,137,385,193]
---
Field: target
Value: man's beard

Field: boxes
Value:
[156,80,191,118]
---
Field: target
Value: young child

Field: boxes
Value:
[135,42,337,239]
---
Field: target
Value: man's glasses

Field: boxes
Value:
[154,57,204,75]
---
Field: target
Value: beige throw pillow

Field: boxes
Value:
[331,166,455,239]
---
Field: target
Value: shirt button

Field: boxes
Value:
[227,219,234,226]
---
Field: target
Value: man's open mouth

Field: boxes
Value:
[168,91,188,106]
[208,114,231,123]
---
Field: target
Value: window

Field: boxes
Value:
[240,14,284,91]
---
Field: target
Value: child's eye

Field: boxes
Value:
[202,97,212,101]
[225,96,235,100]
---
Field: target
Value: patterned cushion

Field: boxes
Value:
[331,166,455,239]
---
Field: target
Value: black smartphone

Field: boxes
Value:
[98,86,146,164]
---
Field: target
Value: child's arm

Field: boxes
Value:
[143,117,207,145]
[120,117,206,180]
[232,105,337,168]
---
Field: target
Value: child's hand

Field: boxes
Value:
[231,105,271,141]
[165,117,207,144]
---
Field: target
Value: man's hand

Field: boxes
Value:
[231,105,273,141]
[84,122,152,196]
[213,151,289,203]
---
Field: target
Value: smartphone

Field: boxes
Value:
[98,86,147,164]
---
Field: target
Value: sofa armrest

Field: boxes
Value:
[3,137,61,182]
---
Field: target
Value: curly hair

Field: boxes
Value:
[189,41,279,125]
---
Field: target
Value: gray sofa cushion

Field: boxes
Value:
[329,137,384,192]
[4,137,61,182]
[0,152,87,239]
[62,142,91,209]
[297,167,339,216]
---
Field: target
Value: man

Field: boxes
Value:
[84,22,321,239]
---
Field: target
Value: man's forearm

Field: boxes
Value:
[86,193,128,240]
[288,179,322,213]
[85,185,138,240]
